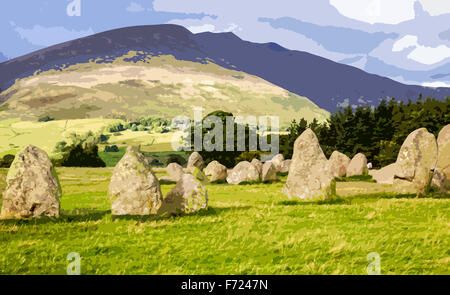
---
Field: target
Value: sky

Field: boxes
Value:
[1,0,450,87]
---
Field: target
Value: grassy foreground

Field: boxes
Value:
[0,168,449,275]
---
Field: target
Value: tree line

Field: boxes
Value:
[280,96,450,168]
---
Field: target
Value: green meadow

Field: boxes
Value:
[0,167,448,275]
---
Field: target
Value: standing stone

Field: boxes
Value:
[204,161,227,182]
[283,129,335,201]
[369,163,397,185]
[393,128,438,195]
[108,146,162,215]
[0,145,61,219]
[158,173,208,216]
[270,154,285,172]
[328,151,351,178]
[261,162,277,182]
[226,161,260,185]
[160,162,184,182]
[279,160,292,174]
[187,152,204,170]
[346,153,368,177]
[251,158,263,175]
[433,124,450,192]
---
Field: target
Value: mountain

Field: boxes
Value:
[1,24,450,113]
[0,52,329,127]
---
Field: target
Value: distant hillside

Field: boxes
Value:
[0,54,329,126]
[1,24,449,112]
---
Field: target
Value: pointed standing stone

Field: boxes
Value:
[1,145,61,219]
[108,146,162,215]
[283,129,335,201]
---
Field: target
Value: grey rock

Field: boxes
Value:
[108,146,162,215]
[1,145,61,219]
[283,129,335,201]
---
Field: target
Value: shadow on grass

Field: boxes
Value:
[112,205,252,222]
[159,180,177,185]
[0,204,254,225]
[335,175,376,183]
[277,197,348,206]
[346,192,450,200]
[277,192,450,207]
[0,208,110,225]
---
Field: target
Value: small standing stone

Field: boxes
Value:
[346,153,368,177]
[160,162,184,182]
[251,158,263,175]
[432,124,450,192]
[158,173,208,216]
[393,128,438,195]
[328,151,351,178]
[187,152,205,170]
[204,160,227,182]
[261,162,278,182]
[226,161,260,185]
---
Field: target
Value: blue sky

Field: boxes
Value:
[1,0,450,87]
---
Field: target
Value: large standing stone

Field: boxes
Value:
[187,152,204,171]
[160,162,184,182]
[283,129,335,201]
[261,162,277,182]
[0,145,61,219]
[270,154,285,172]
[393,128,438,195]
[158,173,208,216]
[369,163,397,185]
[226,161,260,185]
[328,151,351,178]
[279,160,292,174]
[251,158,263,175]
[433,124,450,192]
[108,146,162,215]
[204,161,227,182]
[346,153,368,177]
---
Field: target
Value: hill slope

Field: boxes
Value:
[0,53,329,126]
[1,24,450,111]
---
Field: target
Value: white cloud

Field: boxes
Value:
[392,35,418,52]
[187,24,216,33]
[422,81,450,88]
[408,44,450,65]
[418,0,450,16]
[329,0,416,24]
[153,0,450,84]
[392,34,450,65]
[330,0,450,24]
[126,2,146,13]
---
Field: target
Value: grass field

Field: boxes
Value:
[0,118,177,158]
[0,167,449,275]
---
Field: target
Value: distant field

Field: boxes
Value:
[0,118,177,157]
[0,167,448,275]
[98,147,187,167]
